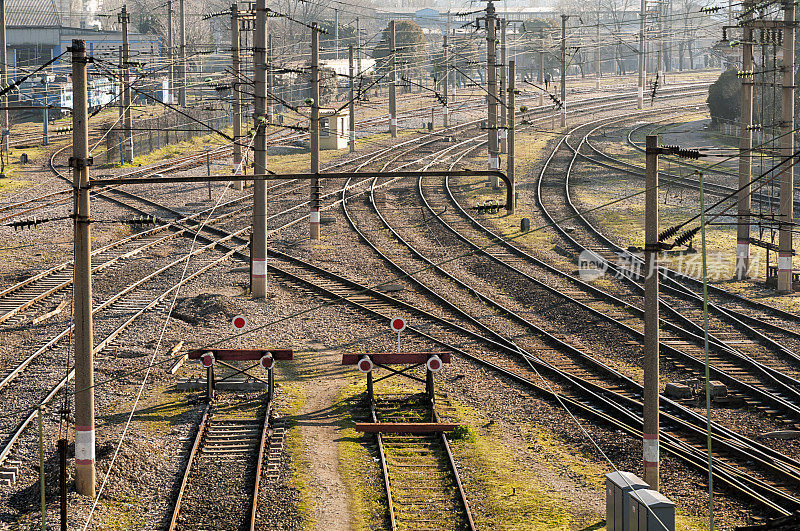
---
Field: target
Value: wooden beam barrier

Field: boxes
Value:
[341,352,451,365]
[187,348,293,361]
[355,422,461,434]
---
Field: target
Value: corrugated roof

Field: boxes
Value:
[7,0,61,28]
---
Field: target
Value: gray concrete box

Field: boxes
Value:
[605,471,649,531]
[628,488,675,531]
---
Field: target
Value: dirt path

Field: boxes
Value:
[294,341,353,530]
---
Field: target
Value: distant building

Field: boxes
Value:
[7,0,160,74]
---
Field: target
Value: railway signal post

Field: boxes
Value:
[71,39,96,497]
[251,0,268,297]
[643,134,660,490]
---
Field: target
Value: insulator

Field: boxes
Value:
[658,225,679,242]
[674,227,700,247]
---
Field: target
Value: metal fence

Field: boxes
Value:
[102,109,238,164]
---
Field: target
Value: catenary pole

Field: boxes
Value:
[121,5,134,162]
[167,0,173,103]
[507,59,515,213]
[444,11,450,127]
[560,15,567,127]
[644,134,660,490]
[487,1,499,186]
[389,20,397,137]
[0,0,8,168]
[777,0,795,292]
[231,3,243,191]
[638,0,646,109]
[349,44,355,153]
[499,19,507,154]
[310,23,321,240]
[251,0,267,297]
[179,0,186,106]
[736,2,753,279]
[596,6,601,88]
[72,39,96,497]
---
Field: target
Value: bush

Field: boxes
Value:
[706,69,740,125]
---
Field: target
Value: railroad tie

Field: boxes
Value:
[266,419,286,481]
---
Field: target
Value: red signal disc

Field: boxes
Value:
[200,352,215,368]
[390,317,406,332]
[358,357,373,373]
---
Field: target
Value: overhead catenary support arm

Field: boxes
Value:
[91,170,515,213]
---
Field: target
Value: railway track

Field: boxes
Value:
[169,394,278,531]
[371,394,474,530]
[2,77,752,523]
[331,95,800,515]
[536,116,800,399]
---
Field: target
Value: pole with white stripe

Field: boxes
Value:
[72,39,96,497]
[251,0,268,296]
[310,23,321,240]
[643,134,660,489]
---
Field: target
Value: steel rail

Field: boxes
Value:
[248,400,273,531]
[168,403,211,531]
[371,400,397,531]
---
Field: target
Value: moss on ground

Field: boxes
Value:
[334,382,387,531]
[102,492,146,530]
[276,355,316,531]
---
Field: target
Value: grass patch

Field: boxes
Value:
[279,376,315,530]
[447,398,600,530]
[334,382,387,531]
[103,491,146,530]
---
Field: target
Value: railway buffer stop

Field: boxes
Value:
[186,348,293,401]
[342,351,460,433]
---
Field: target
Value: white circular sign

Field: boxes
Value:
[427,355,442,373]
[260,353,274,370]
[200,352,215,368]
[357,356,374,373]
[232,315,247,330]
[390,317,406,333]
